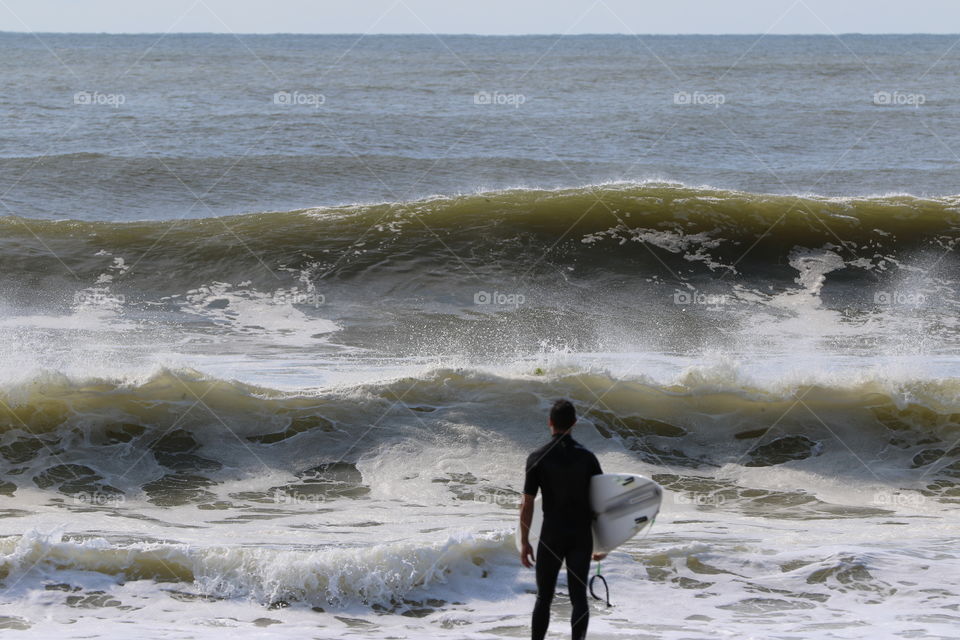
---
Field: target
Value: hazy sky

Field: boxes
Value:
[0,0,958,35]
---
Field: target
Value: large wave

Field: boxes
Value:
[2,183,957,297]
[1,366,958,504]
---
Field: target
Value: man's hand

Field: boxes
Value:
[592,552,607,561]
[521,542,536,568]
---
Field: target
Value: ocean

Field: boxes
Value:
[0,32,959,639]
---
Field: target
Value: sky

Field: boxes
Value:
[0,0,958,35]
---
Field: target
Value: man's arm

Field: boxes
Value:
[590,453,606,561]
[520,452,539,568]
[519,493,536,568]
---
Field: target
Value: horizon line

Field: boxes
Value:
[0,30,958,37]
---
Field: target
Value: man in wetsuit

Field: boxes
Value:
[520,399,605,640]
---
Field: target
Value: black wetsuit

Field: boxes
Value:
[523,432,603,640]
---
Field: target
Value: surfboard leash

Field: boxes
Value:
[589,562,612,607]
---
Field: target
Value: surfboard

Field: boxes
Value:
[516,473,662,554]
[590,473,662,552]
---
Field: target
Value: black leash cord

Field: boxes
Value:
[589,562,612,607]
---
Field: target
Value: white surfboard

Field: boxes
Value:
[590,473,662,552]
[516,473,662,554]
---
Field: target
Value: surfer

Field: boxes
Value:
[520,399,605,640]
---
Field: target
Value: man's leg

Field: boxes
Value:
[532,535,564,640]
[566,529,593,640]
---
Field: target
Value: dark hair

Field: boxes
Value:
[549,399,577,431]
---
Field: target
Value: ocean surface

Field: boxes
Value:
[0,33,959,639]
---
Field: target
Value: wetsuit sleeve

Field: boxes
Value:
[591,453,603,477]
[523,453,539,497]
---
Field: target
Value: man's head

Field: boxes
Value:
[549,399,577,434]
